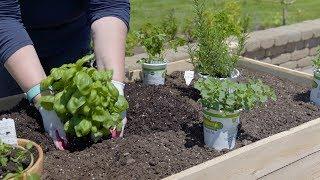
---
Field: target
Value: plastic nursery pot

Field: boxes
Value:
[310,69,320,106]
[202,109,240,151]
[198,68,240,81]
[11,139,44,180]
[142,61,167,85]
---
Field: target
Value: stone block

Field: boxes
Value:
[310,47,319,56]
[291,48,309,61]
[266,46,286,57]
[271,53,291,65]
[243,48,265,60]
[297,56,313,68]
[261,57,272,64]
[279,61,298,69]
[306,37,320,48]
[245,38,261,52]
[295,41,306,50]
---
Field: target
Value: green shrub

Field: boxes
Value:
[189,0,249,78]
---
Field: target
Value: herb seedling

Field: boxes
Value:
[189,0,249,78]
[0,141,33,180]
[39,54,129,141]
[194,78,277,112]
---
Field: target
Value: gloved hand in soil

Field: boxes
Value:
[37,106,68,150]
[27,84,68,150]
[110,80,127,138]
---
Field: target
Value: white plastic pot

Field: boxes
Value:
[142,62,167,85]
[203,109,240,151]
[310,69,320,105]
[198,68,240,81]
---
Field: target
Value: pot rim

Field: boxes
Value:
[198,68,240,80]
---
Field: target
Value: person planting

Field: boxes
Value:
[39,54,129,142]
[195,78,276,150]
[0,0,130,150]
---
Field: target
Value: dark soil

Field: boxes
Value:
[1,68,319,180]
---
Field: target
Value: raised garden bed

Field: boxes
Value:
[0,59,319,179]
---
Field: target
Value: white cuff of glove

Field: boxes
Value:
[111,80,125,96]
[111,80,127,134]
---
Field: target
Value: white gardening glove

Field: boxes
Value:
[111,80,127,138]
[37,106,68,150]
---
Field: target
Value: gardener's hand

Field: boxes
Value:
[110,80,127,139]
[37,106,68,150]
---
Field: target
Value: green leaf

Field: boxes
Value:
[112,95,129,113]
[25,142,33,150]
[39,95,54,111]
[74,71,93,95]
[92,70,113,82]
[92,106,111,122]
[76,54,94,67]
[40,76,54,91]
[53,92,67,115]
[50,68,64,81]
[67,91,86,114]
[107,82,119,100]
[74,118,92,137]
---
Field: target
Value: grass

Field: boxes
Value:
[130,0,320,32]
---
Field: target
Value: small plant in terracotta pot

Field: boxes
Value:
[0,139,43,180]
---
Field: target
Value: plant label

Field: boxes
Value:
[0,118,18,145]
[184,71,194,86]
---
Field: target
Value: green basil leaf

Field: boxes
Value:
[39,95,54,111]
[92,106,111,122]
[112,95,129,113]
[74,71,93,95]
[74,118,92,137]
[67,91,86,114]
[40,76,54,91]
[92,70,113,82]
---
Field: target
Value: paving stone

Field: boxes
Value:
[266,46,286,57]
[243,48,266,60]
[297,56,313,68]
[291,48,309,61]
[271,53,291,65]
[279,61,298,69]
[261,57,272,64]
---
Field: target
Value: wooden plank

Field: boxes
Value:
[165,118,320,180]
[261,151,320,180]
[239,57,313,87]
[0,94,25,112]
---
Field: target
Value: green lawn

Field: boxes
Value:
[130,0,320,32]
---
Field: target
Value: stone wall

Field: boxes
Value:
[243,19,320,71]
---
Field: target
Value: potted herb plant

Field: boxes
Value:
[39,54,129,142]
[310,49,320,105]
[0,139,43,180]
[195,78,276,150]
[189,0,249,80]
[136,12,184,85]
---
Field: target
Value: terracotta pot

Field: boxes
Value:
[8,139,44,180]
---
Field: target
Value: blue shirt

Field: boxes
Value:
[0,0,130,62]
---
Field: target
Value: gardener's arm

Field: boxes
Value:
[0,0,66,150]
[89,0,130,82]
[0,0,46,93]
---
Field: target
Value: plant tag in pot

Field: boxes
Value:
[0,118,17,145]
[184,71,194,86]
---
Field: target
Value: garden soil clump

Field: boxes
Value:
[1,68,319,179]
